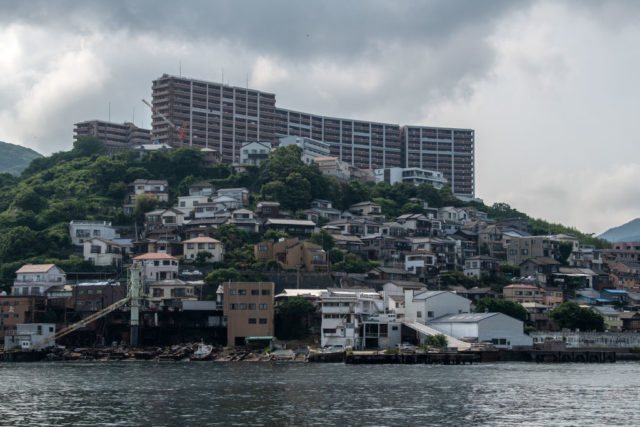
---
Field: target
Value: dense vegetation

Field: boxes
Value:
[0,141,42,176]
[550,302,605,332]
[0,136,610,291]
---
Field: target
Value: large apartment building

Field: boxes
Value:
[150,74,475,197]
[74,120,151,153]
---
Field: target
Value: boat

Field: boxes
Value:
[193,343,213,360]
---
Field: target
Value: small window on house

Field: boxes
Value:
[230,304,237,310]
[259,304,267,310]
[262,290,270,296]
[239,290,246,295]
[417,311,422,318]
[251,290,259,295]
[427,311,434,318]
[248,318,257,324]
[259,318,267,324]
[249,303,256,310]
[239,304,247,310]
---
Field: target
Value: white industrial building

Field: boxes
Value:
[428,312,533,349]
[4,323,56,350]
[404,290,471,324]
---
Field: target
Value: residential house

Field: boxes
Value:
[239,141,272,166]
[503,284,545,304]
[279,135,331,165]
[182,237,224,263]
[12,264,66,296]
[594,306,623,332]
[621,311,640,332]
[463,255,500,279]
[519,257,561,285]
[255,201,281,219]
[216,188,249,206]
[83,238,124,267]
[600,289,630,307]
[144,208,187,231]
[227,209,259,233]
[307,199,341,223]
[69,220,118,246]
[223,282,275,347]
[176,195,210,216]
[188,181,215,197]
[349,201,385,222]
[505,235,559,265]
[263,218,316,235]
[313,156,351,181]
[477,224,505,260]
[429,312,533,349]
[451,287,496,305]
[133,253,179,281]
[124,179,169,215]
[374,167,447,189]
[254,238,328,272]
[148,279,199,310]
[320,288,401,349]
[521,302,550,330]
[368,267,415,282]
[381,281,427,319]
[544,287,564,307]
[404,251,436,277]
[605,242,640,263]
[395,214,437,237]
[326,217,381,237]
[332,234,365,256]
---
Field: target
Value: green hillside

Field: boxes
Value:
[0,141,42,175]
[0,136,610,290]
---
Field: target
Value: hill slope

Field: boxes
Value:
[0,141,42,175]
[598,218,640,242]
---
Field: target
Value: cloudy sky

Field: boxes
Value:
[1,0,639,234]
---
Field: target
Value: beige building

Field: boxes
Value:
[182,237,224,263]
[223,282,274,347]
[503,284,545,304]
[254,238,328,272]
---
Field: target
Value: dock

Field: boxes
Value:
[344,351,478,365]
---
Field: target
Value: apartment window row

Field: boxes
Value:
[229,289,270,296]
[230,303,269,310]
[248,318,268,324]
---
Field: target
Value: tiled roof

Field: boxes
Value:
[133,253,177,260]
[16,264,56,274]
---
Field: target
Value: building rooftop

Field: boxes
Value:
[430,313,500,323]
[133,253,178,260]
[183,237,222,244]
[16,264,57,274]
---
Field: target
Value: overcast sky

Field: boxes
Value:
[1,0,639,234]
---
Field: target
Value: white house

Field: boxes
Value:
[83,238,124,267]
[182,237,224,263]
[177,195,210,216]
[239,141,272,166]
[320,289,402,349]
[404,290,471,324]
[12,264,66,296]
[132,253,179,281]
[227,209,259,233]
[279,135,331,164]
[216,188,249,205]
[69,220,118,246]
[428,312,533,349]
[147,279,198,309]
[374,167,447,189]
[405,251,436,276]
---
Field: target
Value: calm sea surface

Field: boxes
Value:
[1,361,640,426]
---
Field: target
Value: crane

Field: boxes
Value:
[141,99,189,144]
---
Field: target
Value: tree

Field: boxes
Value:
[275,296,317,340]
[309,229,334,251]
[550,302,605,332]
[134,194,159,223]
[194,251,213,266]
[558,242,573,264]
[474,298,528,322]
[328,248,345,264]
[425,334,448,348]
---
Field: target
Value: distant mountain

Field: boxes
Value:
[0,141,42,175]
[598,218,640,242]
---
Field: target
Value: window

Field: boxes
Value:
[417,311,422,318]
[93,230,101,237]
[230,304,237,310]
[198,243,205,250]
[239,304,247,310]
[259,304,267,310]
[208,243,215,249]
[427,311,434,318]
[391,326,398,331]
[251,290,259,295]
[258,245,268,252]
[230,289,236,295]
[187,243,194,249]
[248,318,257,324]
[259,318,267,324]
[249,303,256,310]
[262,290,270,295]
[90,245,101,254]
[239,290,246,295]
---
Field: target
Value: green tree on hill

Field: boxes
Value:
[550,302,605,332]
[474,298,528,322]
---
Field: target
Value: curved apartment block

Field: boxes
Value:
[151,74,474,198]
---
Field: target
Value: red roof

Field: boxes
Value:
[504,284,539,289]
[133,253,177,260]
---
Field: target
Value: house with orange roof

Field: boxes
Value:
[133,253,179,281]
[12,264,66,296]
[182,236,224,263]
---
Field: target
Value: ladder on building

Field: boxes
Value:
[33,297,132,349]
